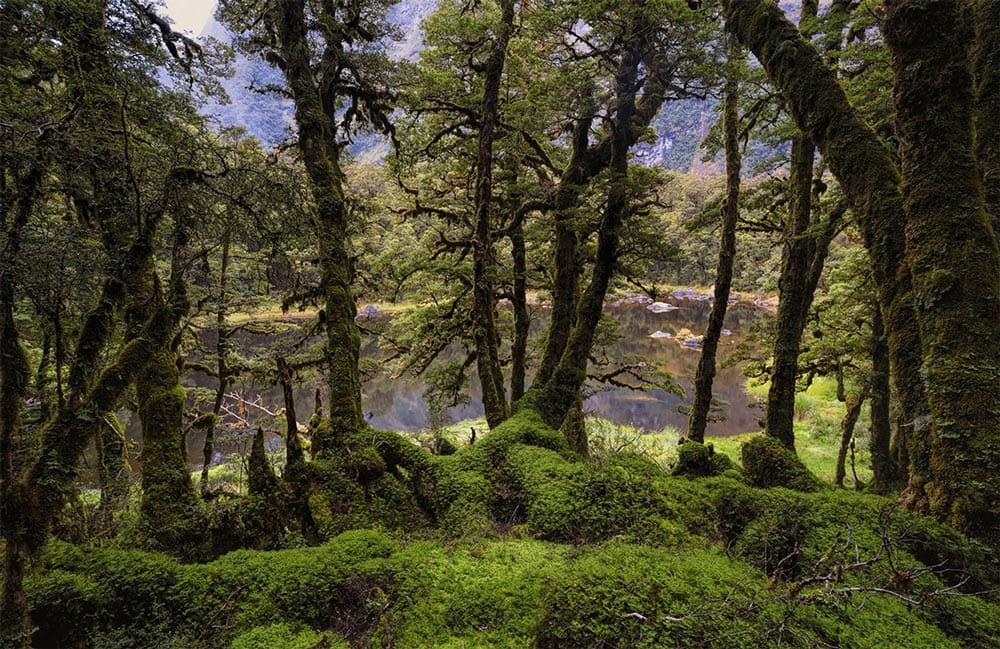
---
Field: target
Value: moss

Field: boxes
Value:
[137,348,206,558]
[25,570,108,648]
[535,543,770,648]
[229,623,341,649]
[672,440,736,477]
[26,514,998,649]
[741,435,821,491]
[372,539,567,648]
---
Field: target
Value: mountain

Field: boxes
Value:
[198,1,743,173]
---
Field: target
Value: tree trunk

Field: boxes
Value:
[277,356,318,543]
[534,115,591,387]
[273,0,364,448]
[138,344,203,553]
[836,384,869,488]
[202,233,231,496]
[535,45,639,436]
[973,0,1000,235]
[868,303,896,494]
[510,221,530,403]
[765,133,814,450]
[688,46,741,443]
[471,0,515,429]
[884,0,1000,544]
[720,0,931,503]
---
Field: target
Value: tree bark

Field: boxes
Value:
[868,302,897,494]
[884,0,1000,544]
[273,0,365,448]
[202,233,231,496]
[836,384,869,488]
[972,0,1000,235]
[510,221,530,403]
[534,44,640,438]
[534,114,591,387]
[688,46,741,444]
[765,133,814,450]
[471,0,515,429]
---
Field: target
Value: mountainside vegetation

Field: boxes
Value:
[1,0,997,647]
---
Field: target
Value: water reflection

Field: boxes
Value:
[179,300,767,465]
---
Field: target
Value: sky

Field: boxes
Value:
[162,0,217,35]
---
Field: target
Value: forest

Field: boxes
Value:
[1,0,998,647]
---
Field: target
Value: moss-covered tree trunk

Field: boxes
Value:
[471,0,515,429]
[835,384,868,488]
[510,220,530,403]
[720,0,930,501]
[0,149,42,648]
[765,133,814,451]
[535,45,639,439]
[534,116,591,387]
[883,0,1000,543]
[202,232,231,495]
[688,49,741,444]
[138,344,203,552]
[273,0,364,449]
[868,303,897,494]
[973,0,1000,235]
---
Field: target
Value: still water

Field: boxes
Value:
[179,299,767,466]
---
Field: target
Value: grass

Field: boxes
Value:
[716,376,872,486]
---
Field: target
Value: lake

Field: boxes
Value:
[177,297,768,467]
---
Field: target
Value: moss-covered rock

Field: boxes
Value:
[741,435,821,491]
[672,440,736,477]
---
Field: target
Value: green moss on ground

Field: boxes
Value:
[21,408,1000,648]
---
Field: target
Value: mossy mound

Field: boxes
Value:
[741,435,821,491]
[22,410,1000,648]
[25,525,998,649]
[672,439,736,477]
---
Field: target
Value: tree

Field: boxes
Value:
[721,0,1000,544]
[218,0,400,448]
[470,0,516,428]
[688,40,742,443]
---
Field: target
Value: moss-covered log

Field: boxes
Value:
[883,0,1000,544]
